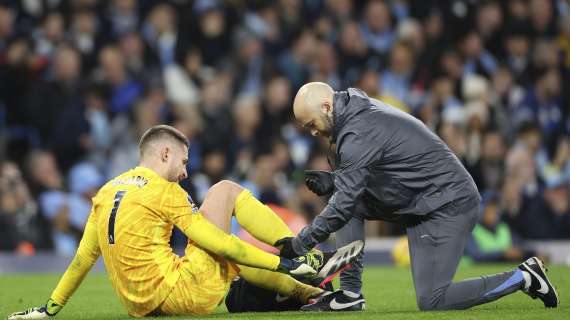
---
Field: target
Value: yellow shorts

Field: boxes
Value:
[157,243,240,316]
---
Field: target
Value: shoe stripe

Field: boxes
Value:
[317,241,364,279]
[483,269,524,297]
[318,264,352,288]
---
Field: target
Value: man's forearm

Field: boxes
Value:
[293,205,351,254]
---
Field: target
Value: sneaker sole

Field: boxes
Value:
[522,257,559,308]
[317,240,364,280]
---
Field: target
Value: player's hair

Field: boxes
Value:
[139,125,189,156]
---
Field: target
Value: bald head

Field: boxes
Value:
[293,82,335,137]
[293,82,334,118]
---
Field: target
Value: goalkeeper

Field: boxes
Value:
[7,125,361,319]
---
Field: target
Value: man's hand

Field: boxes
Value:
[304,170,334,196]
[7,299,62,320]
[275,237,298,259]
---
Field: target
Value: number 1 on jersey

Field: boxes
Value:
[108,190,126,244]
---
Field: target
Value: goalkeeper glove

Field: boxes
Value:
[7,298,62,320]
[276,256,317,277]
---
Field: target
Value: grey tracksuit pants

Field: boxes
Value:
[336,197,524,310]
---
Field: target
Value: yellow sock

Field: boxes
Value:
[234,189,294,246]
[238,264,322,303]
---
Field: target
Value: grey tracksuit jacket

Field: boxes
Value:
[294,88,480,252]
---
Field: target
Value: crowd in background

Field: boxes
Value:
[0,0,569,258]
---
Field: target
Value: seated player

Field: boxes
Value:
[8,125,363,319]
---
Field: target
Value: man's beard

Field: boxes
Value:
[322,113,334,138]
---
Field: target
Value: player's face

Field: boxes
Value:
[166,143,189,183]
[300,103,334,138]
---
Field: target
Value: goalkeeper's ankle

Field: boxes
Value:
[276,257,293,273]
[45,298,62,316]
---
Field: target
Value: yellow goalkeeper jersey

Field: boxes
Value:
[94,166,194,315]
[49,166,280,317]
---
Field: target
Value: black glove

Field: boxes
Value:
[274,237,298,259]
[305,170,334,196]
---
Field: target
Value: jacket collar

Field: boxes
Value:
[331,91,349,144]
[332,88,367,143]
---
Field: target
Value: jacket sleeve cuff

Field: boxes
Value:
[292,229,316,255]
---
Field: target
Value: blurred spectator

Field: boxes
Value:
[415,9,445,84]
[108,85,169,178]
[192,0,232,67]
[39,191,76,255]
[142,3,178,66]
[517,176,570,239]
[0,38,38,129]
[0,0,570,245]
[532,39,560,71]
[311,41,341,90]
[558,15,570,69]
[257,75,293,140]
[26,44,83,146]
[192,149,227,202]
[242,153,282,205]
[460,31,498,77]
[0,5,15,51]
[396,19,424,55]
[500,175,526,233]
[421,76,461,130]
[506,122,542,197]
[476,1,504,57]
[380,42,416,109]
[233,29,265,95]
[337,20,371,80]
[25,150,64,197]
[360,0,394,55]
[119,32,146,79]
[0,162,48,253]
[96,45,143,115]
[277,29,316,89]
[322,0,354,28]
[32,12,65,60]
[69,9,102,72]
[502,24,532,84]
[108,0,139,38]
[197,72,233,153]
[513,67,563,141]
[52,82,112,170]
[489,66,525,139]
[230,95,262,176]
[465,192,544,262]
[538,136,570,187]
[462,75,491,168]
[470,130,507,192]
[67,162,103,233]
[529,0,557,37]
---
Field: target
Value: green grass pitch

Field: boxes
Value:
[1,264,568,319]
